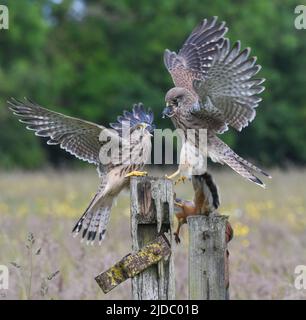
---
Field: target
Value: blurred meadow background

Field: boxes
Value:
[1,0,306,299]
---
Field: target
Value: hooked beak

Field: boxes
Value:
[162,103,173,118]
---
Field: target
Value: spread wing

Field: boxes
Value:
[164,16,228,93]
[193,39,265,132]
[8,98,119,166]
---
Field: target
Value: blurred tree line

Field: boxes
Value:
[0,0,305,169]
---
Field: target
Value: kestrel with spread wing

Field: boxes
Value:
[162,17,271,187]
[8,99,154,244]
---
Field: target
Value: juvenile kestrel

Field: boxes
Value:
[162,17,271,187]
[8,99,154,244]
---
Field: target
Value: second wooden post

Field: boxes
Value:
[188,214,229,300]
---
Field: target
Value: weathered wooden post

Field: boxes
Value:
[130,176,175,300]
[188,214,229,300]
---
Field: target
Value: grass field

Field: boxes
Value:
[0,167,306,300]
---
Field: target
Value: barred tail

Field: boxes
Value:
[72,191,113,245]
[223,155,266,188]
[212,136,271,188]
[234,154,272,179]
[223,153,268,188]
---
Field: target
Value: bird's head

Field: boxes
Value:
[110,103,155,138]
[163,87,195,118]
[130,122,152,137]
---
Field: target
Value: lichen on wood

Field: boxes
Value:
[95,234,171,294]
[95,254,130,294]
[124,233,171,278]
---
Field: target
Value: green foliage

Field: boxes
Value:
[0,0,305,168]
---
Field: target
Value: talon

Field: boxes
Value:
[174,233,181,244]
[165,169,180,181]
[125,171,148,178]
[165,174,174,180]
[174,176,187,185]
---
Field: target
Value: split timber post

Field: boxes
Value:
[188,214,229,300]
[130,176,175,300]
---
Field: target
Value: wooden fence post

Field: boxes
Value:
[188,214,229,300]
[130,176,175,300]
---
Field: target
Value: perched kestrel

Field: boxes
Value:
[8,99,154,244]
[162,17,271,187]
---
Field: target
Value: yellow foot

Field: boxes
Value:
[165,170,180,180]
[125,171,148,178]
[174,176,187,186]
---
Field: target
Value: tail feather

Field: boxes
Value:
[223,155,266,188]
[72,192,98,235]
[87,204,112,244]
[212,136,270,188]
[72,184,113,245]
[235,154,272,179]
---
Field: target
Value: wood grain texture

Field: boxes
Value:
[130,176,175,300]
[188,214,228,300]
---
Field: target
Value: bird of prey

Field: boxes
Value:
[162,16,271,187]
[8,99,154,244]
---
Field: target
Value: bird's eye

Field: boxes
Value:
[172,98,180,106]
[137,125,141,130]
